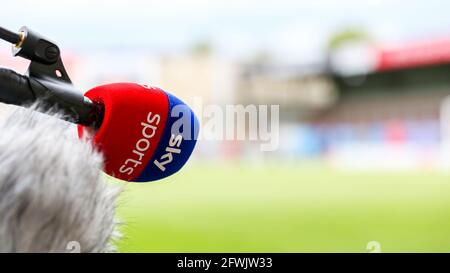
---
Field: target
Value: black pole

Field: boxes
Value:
[0,67,102,127]
[0,26,21,45]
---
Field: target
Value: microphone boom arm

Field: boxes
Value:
[0,67,100,126]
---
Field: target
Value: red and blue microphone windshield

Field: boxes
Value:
[78,83,199,182]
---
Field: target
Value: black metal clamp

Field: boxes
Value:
[0,26,101,127]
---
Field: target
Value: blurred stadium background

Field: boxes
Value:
[1,0,450,252]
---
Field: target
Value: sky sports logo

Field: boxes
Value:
[117,109,189,177]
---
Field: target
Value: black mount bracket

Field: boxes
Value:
[12,26,72,83]
[9,26,100,126]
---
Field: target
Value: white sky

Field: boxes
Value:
[1,0,450,64]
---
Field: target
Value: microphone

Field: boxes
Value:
[78,83,199,182]
[0,26,199,183]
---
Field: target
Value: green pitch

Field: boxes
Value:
[113,162,450,252]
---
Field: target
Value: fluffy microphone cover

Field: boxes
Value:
[0,106,121,252]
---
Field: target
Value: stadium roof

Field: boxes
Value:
[331,38,450,76]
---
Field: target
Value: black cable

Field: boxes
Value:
[0,26,20,45]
